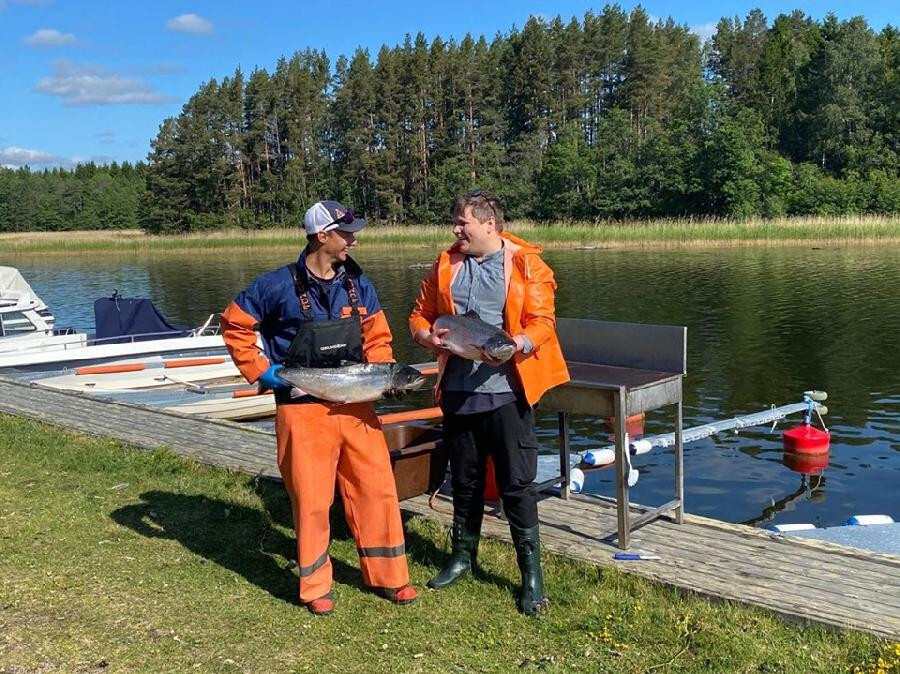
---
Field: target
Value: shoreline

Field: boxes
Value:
[8,238,900,257]
[3,216,900,254]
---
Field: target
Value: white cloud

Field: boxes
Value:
[0,146,122,169]
[0,146,70,168]
[691,22,718,42]
[24,28,78,46]
[165,13,213,34]
[34,60,176,106]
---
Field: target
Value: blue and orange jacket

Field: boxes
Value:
[221,250,394,384]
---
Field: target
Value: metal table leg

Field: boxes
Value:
[675,397,684,524]
[614,388,629,549]
[558,412,571,500]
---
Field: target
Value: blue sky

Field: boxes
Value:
[2,0,895,169]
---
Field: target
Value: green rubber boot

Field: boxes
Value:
[511,524,549,616]
[427,519,481,589]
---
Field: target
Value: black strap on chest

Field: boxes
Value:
[288,263,360,320]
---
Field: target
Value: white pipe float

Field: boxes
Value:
[581,400,819,467]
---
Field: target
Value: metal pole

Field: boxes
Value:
[675,396,684,524]
[557,412,571,500]
[614,388,629,549]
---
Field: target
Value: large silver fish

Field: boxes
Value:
[278,362,426,403]
[434,311,517,364]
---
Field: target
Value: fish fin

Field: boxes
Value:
[463,309,481,320]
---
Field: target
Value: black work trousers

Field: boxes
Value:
[443,397,539,530]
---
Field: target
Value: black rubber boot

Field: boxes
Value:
[427,518,481,589]
[510,524,549,616]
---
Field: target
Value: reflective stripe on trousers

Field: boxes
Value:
[298,550,330,577]
[357,544,406,558]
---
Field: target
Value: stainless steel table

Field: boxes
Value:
[539,318,687,549]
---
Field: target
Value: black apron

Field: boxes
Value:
[276,262,364,405]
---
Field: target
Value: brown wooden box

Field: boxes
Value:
[383,423,447,501]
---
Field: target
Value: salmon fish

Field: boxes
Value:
[278,362,427,403]
[434,311,517,364]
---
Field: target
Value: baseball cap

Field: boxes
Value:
[303,200,367,235]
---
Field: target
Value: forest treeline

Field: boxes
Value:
[0,162,145,232]
[2,6,898,233]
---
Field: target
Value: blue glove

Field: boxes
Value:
[258,364,290,390]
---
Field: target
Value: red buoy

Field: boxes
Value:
[782,424,831,454]
[604,413,645,440]
[783,451,829,475]
[483,455,500,501]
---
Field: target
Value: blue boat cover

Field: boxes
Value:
[94,296,190,343]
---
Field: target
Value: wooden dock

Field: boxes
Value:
[1,376,897,640]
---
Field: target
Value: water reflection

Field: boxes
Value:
[7,243,900,527]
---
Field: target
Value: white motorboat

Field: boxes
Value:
[104,383,276,421]
[30,356,242,392]
[0,269,227,371]
[164,390,275,420]
[0,266,81,351]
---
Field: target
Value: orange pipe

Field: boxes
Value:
[76,356,228,376]
[232,388,272,398]
[164,357,227,369]
[76,363,146,375]
[378,406,443,425]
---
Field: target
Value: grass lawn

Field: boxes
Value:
[3,215,900,254]
[0,413,895,673]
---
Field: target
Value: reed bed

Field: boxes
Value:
[3,215,899,254]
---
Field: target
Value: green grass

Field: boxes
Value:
[0,413,895,673]
[4,215,900,254]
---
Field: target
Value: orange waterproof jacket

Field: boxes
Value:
[409,231,569,407]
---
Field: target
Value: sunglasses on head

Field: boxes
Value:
[325,209,356,229]
[464,189,499,219]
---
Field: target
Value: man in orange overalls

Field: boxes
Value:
[409,190,569,615]
[221,200,416,615]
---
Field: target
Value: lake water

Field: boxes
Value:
[7,243,899,528]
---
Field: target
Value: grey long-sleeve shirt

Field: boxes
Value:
[440,244,524,414]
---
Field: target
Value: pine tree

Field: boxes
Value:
[330,49,378,216]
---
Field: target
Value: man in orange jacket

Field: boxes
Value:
[221,200,416,616]
[409,190,569,615]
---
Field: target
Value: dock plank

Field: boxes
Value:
[549,495,900,589]
[0,376,897,640]
[404,494,900,640]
